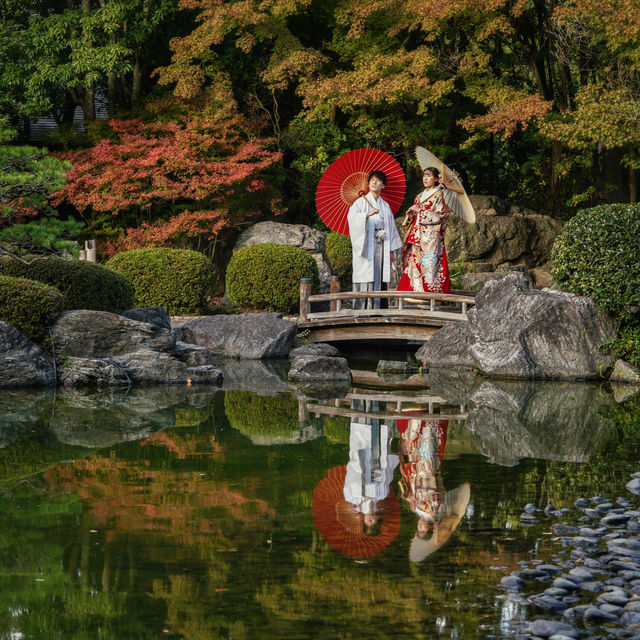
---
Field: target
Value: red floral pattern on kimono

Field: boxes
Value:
[396,418,448,520]
[397,188,451,294]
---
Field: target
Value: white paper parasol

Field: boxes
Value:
[415,146,476,223]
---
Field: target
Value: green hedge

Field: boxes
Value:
[552,203,640,368]
[226,243,319,313]
[0,255,134,313]
[106,248,215,315]
[325,232,352,285]
[224,390,299,440]
[551,203,640,318]
[0,274,63,343]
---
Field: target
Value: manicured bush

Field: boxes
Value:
[224,390,299,441]
[0,274,63,343]
[0,255,134,313]
[325,232,352,285]
[551,203,640,319]
[106,248,215,315]
[226,243,319,313]
[552,203,640,368]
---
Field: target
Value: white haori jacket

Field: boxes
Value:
[347,193,402,284]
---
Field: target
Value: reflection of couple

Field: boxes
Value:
[397,416,470,562]
[341,410,469,562]
[347,167,452,309]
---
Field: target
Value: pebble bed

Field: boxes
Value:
[496,473,640,640]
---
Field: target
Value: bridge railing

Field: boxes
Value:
[299,278,476,322]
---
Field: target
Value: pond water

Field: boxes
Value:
[0,356,639,640]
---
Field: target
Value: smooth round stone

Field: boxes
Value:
[602,513,632,526]
[579,580,602,592]
[621,610,640,628]
[579,526,608,537]
[606,577,629,587]
[538,564,564,575]
[618,497,633,507]
[595,503,615,513]
[562,604,590,619]
[519,568,547,580]
[501,575,524,591]
[584,557,604,569]
[520,512,540,524]
[628,521,640,532]
[529,595,568,612]
[599,603,625,616]
[529,619,579,638]
[626,478,640,495]
[578,515,592,522]
[544,587,569,598]
[610,559,640,571]
[569,566,598,581]
[625,600,640,613]
[549,635,579,640]
[583,605,619,622]
[621,571,640,581]
[575,498,590,508]
[553,577,579,590]
[605,531,626,540]
[524,503,539,513]
[591,496,609,504]
[552,524,580,535]
[597,591,630,606]
[584,508,600,518]
[562,596,581,604]
[569,536,598,548]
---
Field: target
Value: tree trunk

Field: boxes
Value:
[131,55,143,108]
[550,140,563,211]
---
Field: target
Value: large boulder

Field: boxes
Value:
[417,275,618,380]
[446,196,563,270]
[51,310,223,386]
[178,312,297,359]
[233,221,333,292]
[0,321,55,388]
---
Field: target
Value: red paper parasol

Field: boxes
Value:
[312,465,401,558]
[315,148,406,235]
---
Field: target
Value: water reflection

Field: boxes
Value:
[0,371,636,639]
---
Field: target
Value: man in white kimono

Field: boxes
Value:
[347,170,403,310]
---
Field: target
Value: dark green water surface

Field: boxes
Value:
[0,361,638,640]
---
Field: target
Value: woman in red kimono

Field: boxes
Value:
[397,166,452,294]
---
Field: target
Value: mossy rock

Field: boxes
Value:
[107,248,215,315]
[0,255,134,313]
[226,243,319,313]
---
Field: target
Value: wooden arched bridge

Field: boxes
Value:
[298,278,476,343]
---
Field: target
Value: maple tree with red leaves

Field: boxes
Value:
[53,88,283,258]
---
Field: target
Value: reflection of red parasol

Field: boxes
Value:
[315,149,406,235]
[312,465,401,558]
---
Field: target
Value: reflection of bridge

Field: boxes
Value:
[302,389,467,423]
[298,279,476,343]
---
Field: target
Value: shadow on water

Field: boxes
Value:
[0,364,637,639]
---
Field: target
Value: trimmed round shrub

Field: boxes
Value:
[226,243,319,313]
[0,274,63,343]
[106,248,215,315]
[325,232,352,284]
[551,203,640,318]
[0,255,134,313]
[224,390,299,441]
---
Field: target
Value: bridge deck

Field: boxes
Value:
[297,280,475,343]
